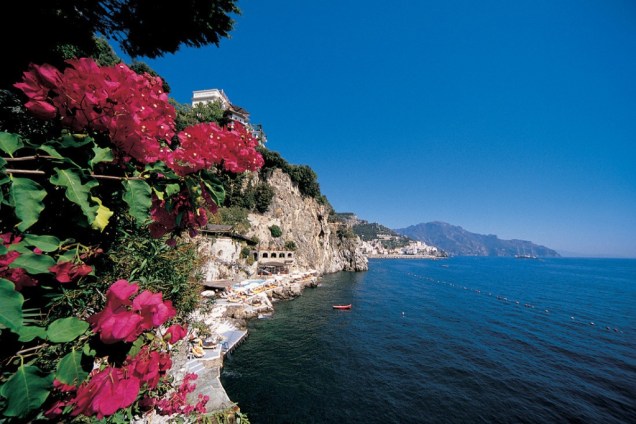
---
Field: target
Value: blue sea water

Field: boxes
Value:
[220,257,636,423]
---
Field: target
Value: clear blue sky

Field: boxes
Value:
[115,0,636,257]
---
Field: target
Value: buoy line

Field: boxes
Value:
[405,272,625,335]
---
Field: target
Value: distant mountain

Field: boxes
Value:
[394,221,560,257]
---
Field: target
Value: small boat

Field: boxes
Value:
[332,304,351,310]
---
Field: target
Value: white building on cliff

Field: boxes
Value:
[191,89,266,144]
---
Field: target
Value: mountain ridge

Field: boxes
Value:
[394,221,560,257]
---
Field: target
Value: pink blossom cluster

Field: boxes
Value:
[167,121,264,175]
[43,280,189,419]
[148,190,214,239]
[13,59,264,175]
[46,345,174,419]
[154,373,209,416]
[49,260,93,283]
[0,233,37,291]
[87,279,177,344]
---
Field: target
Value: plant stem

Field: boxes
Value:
[5,168,144,180]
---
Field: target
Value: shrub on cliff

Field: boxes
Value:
[212,206,251,234]
[257,147,325,200]
[269,225,283,238]
[254,182,275,213]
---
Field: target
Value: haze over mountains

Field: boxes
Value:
[394,221,560,257]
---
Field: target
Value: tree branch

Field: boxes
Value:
[5,169,144,180]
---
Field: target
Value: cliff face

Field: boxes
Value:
[246,169,368,273]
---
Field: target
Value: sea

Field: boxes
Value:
[220,257,636,424]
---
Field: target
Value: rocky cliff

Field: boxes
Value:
[246,169,368,273]
[198,168,367,283]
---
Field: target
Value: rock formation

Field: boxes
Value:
[247,168,367,273]
[198,168,367,283]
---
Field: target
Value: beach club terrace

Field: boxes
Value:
[254,247,295,276]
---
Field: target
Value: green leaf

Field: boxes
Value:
[122,179,152,223]
[90,196,113,232]
[23,235,61,252]
[10,252,56,274]
[58,249,78,262]
[0,365,52,418]
[0,132,24,156]
[128,336,146,359]
[201,175,225,206]
[49,168,98,225]
[0,278,24,331]
[37,144,65,160]
[165,183,181,197]
[152,186,164,201]
[55,349,89,387]
[7,241,31,254]
[90,145,114,169]
[46,317,89,343]
[18,325,47,342]
[82,343,96,357]
[9,177,47,231]
[0,244,6,255]
[59,133,94,148]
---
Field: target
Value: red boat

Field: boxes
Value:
[332,304,351,310]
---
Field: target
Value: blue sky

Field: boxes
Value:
[115,0,636,257]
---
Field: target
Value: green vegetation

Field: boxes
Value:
[98,218,206,317]
[353,222,403,241]
[337,226,357,240]
[173,99,227,131]
[284,240,297,251]
[0,1,253,422]
[353,222,412,249]
[210,206,251,234]
[269,225,283,238]
[258,147,329,203]
[253,182,275,213]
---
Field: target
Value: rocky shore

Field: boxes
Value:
[169,271,321,421]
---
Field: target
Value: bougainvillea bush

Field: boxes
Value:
[0,58,263,422]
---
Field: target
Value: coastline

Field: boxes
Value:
[178,271,321,418]
[366,254,445,259]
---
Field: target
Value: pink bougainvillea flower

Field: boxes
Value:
[0,237,38,291]
[49,261,93,283]
[163,324,187,344]
[126,346,172,390]
[13,63,62,120]
[44,400,68,419]
[91,309,145,344]
[71,366,140,419]
[106,279,139,307]
[133,290,176,330]
[89,279,176,343]
[53,379,77,393]
[88,280,142,343]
